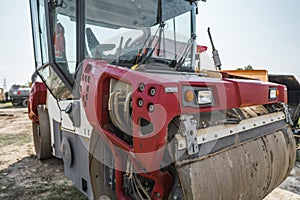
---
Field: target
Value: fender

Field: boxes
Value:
[28,82,47,123]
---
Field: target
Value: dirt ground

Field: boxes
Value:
[0,107,300,200]
[0,108,87,200]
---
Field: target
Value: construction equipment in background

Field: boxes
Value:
[222,69,268,81]
[269,75,300,132]
[8,84,31,107]
[27,0,295,199]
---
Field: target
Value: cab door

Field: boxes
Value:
[30,0,78,131]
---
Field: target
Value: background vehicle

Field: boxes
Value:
[269,75,300,132]
[9,84,31,107]
[28,0,295,199]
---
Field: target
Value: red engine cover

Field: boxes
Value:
[81,60,287,169]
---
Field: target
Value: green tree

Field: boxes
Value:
[236,65,253,70]
[244,65,253,70]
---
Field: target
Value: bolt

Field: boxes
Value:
[138,99,143,107]
[139,83,145,92]
[148,104,154,112]
[190,130,194,136]
[150,87,156,96]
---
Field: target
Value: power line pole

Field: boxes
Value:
[3,78,7,91]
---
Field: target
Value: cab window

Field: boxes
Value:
[52,1,77,84]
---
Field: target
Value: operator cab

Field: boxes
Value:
[30,0,200,100]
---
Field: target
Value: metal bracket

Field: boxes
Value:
[281,103,294,126]
[180,115,199,155]
[176,111,286,152]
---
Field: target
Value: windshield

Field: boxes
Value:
[85,0,195,71]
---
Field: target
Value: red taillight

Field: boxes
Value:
[17,91,21,95]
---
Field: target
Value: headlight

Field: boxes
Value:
[182,86,213,107]
[269,88,278,100]
[198,90,213,105]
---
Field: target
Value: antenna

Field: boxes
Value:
[208,27,222,70]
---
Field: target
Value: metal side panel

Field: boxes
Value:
[59,100,75,131]
[52,119,63,159]
[176,127,296,200]
[62,131,92,199]
[46,91,61,152]
[74,100,93,139]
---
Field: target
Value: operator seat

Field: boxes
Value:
[54,23,66,60]
[54,22,73,83]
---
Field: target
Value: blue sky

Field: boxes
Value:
[0,0,34,89]
[0,0,299,89]
[197,0,300,78]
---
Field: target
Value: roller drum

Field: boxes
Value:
[176,127,296,200]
